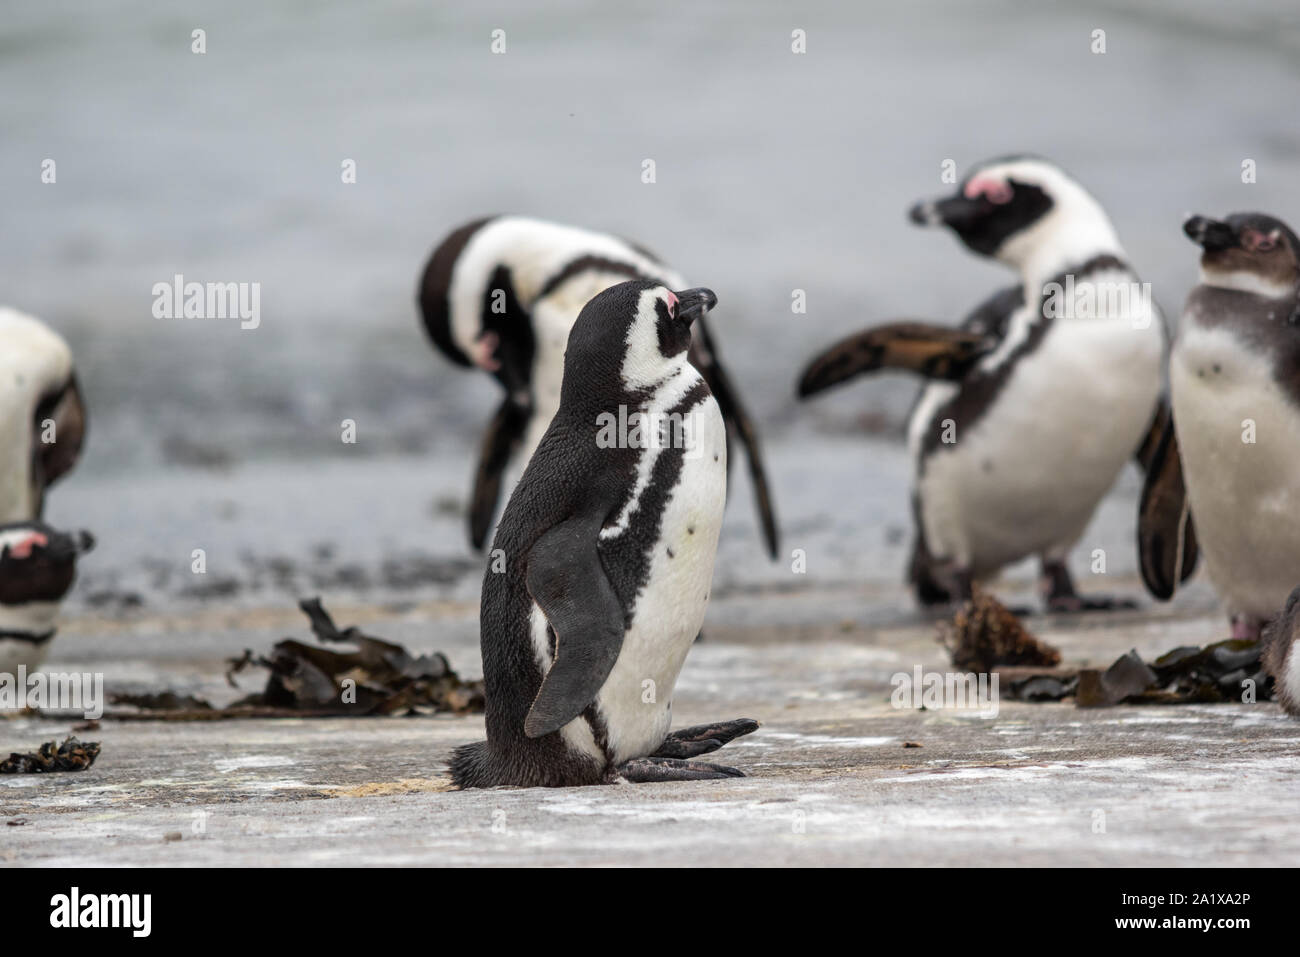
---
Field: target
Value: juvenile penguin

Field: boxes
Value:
[0,307,87,522]
[1139,212,1300,639]
[450,281,758,788]
[1261,585,1300,717]
[0,521,94,674]
[798,156,1165,611]
[417,215,778,557]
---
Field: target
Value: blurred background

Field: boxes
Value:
[5,0,1299,620]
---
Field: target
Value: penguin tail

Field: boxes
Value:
[796,321,994,397]
[449,740,492,789]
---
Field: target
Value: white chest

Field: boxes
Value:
[541,387,727,766]
[913,311,1163,570]
[1171,323,1300,616]
[597,393,727,763]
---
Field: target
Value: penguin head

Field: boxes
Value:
[1184,212,1300,298]
[564,280,717,394]
[0,521,94,608]
[909,156,1118,270]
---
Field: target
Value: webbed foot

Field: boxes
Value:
[616,757,746,782]
[651,718,760,758]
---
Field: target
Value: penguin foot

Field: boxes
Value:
[1044,593,1139,613]
[652,718,760,759]
[1039,558,1136,613]
[616,757,746,783]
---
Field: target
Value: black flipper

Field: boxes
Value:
[689,317,779,559]
[523,516,625,739]
[1137,414,1199,600]
[797,321,996,397]
[1134,399,1171,473]
[468,397,531,550]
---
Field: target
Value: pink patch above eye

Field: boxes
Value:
[9,532,47,559]
[963,176,1014,205]
[665,290,678,314]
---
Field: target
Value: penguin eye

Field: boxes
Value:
[664,290,678,318]
[1244,230,1277,252]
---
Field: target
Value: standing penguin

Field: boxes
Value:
[417,216,777,557]
[0,521,95,674]
[451,281,758,788]
[1139,212,1300,640]
[0,307,86,522]
[798,156,1165,610]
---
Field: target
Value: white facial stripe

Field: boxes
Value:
[970,161,1123,284]
[974,159,1092,208]
[615,288,671,391]
[446,217,679,358]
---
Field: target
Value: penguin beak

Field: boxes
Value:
[0,524,93,564]
[41,528,95,561]
[909,192,990,230]
[671,288,717,326]
[1184,215,1238,252]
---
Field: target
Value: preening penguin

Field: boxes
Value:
[0,307,87,522]
[451,281,758,788]
[417,215,778,558]
[0,521,94,674]
[0,308,90,675]
[1139,212,1300,640]
[798,157,1165,611]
